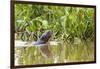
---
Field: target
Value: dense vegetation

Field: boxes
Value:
[14,4,95,65]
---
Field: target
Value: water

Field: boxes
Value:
[15,40,95,65]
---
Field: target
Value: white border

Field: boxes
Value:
[0,0,100,69]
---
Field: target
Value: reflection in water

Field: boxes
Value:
[15,41,94,65]
[39,45,52,58]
